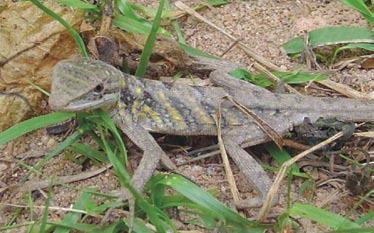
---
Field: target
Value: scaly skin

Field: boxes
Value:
[49,58,374,208]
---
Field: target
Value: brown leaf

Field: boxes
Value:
[0,0,84,131]
[361,58,374,69]
[110,29,192,78]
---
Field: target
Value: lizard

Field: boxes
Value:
[48,58,374,208]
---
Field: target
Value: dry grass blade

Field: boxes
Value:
[317,79,373,99]
[0,203,89,215]
[226,96,285,149]
[214,104,240,204]
[354,131,374,138]
[16,164,112,192]
[257,132,344,222]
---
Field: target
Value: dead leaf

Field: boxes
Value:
[0,93,31,131]
[111,29,192,78]
[361,58,374,69]
[0,0,84,131]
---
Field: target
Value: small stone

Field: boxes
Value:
[46,138,56,148]
[41,135,49,144]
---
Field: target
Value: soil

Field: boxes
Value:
[0,0,373,232]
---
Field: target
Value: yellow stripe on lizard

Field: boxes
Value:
[157,92,187,129]
[141,105,162,125]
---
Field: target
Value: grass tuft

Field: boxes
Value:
[135,0,166,77]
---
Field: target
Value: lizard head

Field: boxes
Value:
[49,58,124,112]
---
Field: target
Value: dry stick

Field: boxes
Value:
[214,104,241,204]
[220,38,241,57]
[178,137,309,166]
[174,1,301,96]
[226,96,285,148]
[317,79,372,100]
[16,164,112,192]
[257,132,344,222]
[178,149,220,166]
[354,131,374,138]
[0,203,90,215]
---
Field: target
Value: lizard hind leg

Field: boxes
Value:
[222,128,277,209]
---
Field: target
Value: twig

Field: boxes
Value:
[0,203,91,215]
[13,164,112,193]
[354,131,374,138]
[178,136,272,166]
[283,139,310,151]
[257,132,344,221]
[214,104,240,203]
[219,38,242,57]
[178,149,220,166]
[225,96,285,148]
[317,79,372,100]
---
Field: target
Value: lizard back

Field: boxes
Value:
[118,75,252,135]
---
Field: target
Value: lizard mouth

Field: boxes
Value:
[50,93,119,112]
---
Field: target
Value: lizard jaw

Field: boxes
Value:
[51,93,119,112]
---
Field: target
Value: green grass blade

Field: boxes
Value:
[30,124,90,176]
[332,43,374,62]
[282,26,374,54]
[0,112,75,145]
[355,211,374,225]
[135,0,165,77]
[113,5,170,37]
[230,68,325,88]
[179,42,218,59]
[98,127,175,232]
[266,144,302,176]
[116,0,137,17]
[207,0,229,6]
[27,80,50,96]
[152,173,266,232]
[274,70,326,84]
[40,192,51,233]
[58,0,98,11]
[288,203,360,230]
[229,68,272,87]
[54,190,92,233]
[70,143,108,163]
[341,0,374,25]
[29,0,88,57]
[88,110,127,164]
[327,228,374,233]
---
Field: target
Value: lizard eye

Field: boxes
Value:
[94,84,104,93]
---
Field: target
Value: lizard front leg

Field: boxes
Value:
[113,110,166,192]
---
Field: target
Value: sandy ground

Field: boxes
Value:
[1,0,373,232]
